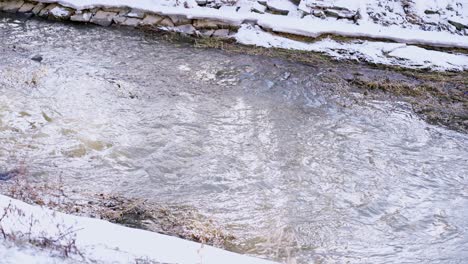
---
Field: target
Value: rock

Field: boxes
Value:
[168,15,192,25]
[266,0,296,15]
[193,19,221,29]
[312,10,326,18]
[212,29,230,38]
[448,19,467,31]
[140,14,164,26]
[49,6,74,20]
[158,17,175,27]
[31,54,43,62]
[195,0,207,5]
[121,17,142,27]
[90,10,117,27]
[175,24,196,35]
[0,169,19,181]
[1,0,25,13]
[324,9,357,20]
[112,15,127,24]
[200,29,214,37]
[424,10,439,15]
[31,3,46,15]
[70,11,92,22]
[101,7,122,13]
[252,2,267,14]
[38,4,58,18]
[18,2,36,13]
[126,9,145,19]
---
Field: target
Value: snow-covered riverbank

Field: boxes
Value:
[0,194,277,264]
[1,0,467,71]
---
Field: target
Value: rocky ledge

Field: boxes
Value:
[0,0,238,38]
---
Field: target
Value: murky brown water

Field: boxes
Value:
[1,14,468,263]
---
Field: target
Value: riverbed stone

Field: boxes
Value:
[18,2,36,13]
[90,10,116,27]
[140,14,164,26]
[1,0,24,13]
[70,11,92,22]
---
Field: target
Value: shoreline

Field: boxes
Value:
[1,0,468,71]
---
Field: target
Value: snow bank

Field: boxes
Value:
[0,194,277,264]
[37,0,468,49]
[3,0,467,70]
[0,242,76,264]
[235,24,468,71]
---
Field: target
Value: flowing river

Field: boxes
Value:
[1,14,467,263]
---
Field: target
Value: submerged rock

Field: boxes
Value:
[31,54,43,62]
[0,170,19,181]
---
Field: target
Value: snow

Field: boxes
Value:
[0,194,277,264]
[235,24,468,71]
[15,0,468,71]
[0,242,76,264]
[36,0,468,49]
[23,0,468,70]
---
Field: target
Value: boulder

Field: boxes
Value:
[252,2,267,14]
[70,11,92,22]
[168,15,192,25]
[448,19,467,31]
[31,3,45,15]
[1,0,25,13]
[90,10,117,26]
[126,9,145,19]
[112,15,127,24]
[193,19,221,29]
[200,29,214,37]
[140,14,164,26]
[49,6,74,20]
[324,9,357,20]
[158,17,175,27]
[18,2,36,13]
[175,24,196,35]
[38,4,58,17]
[212,29,230,38]
[121,17,142,27]
[266,0,296,15]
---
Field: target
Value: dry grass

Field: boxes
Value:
[1,169,235,248]
[0,201,83,259]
